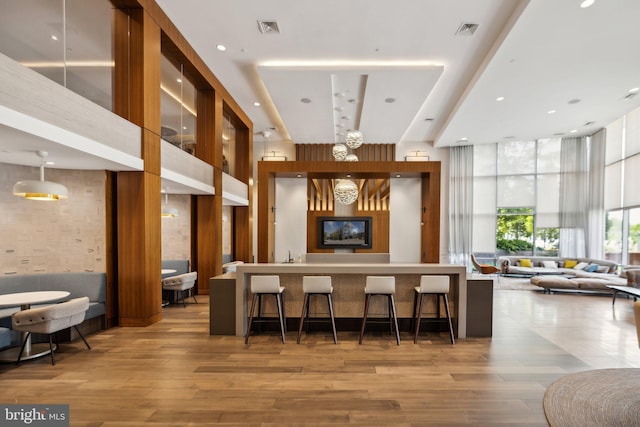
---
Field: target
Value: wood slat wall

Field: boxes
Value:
[296,144,396,162]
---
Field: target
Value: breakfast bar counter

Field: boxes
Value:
[234,263,468,338]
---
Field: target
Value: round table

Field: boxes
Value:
[0,291,71,362]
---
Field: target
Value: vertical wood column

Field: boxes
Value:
[257,164,275,263]
[421,168,441,263]
[234,125,253,263]
[192,90,221,294]
[113,7,163,326]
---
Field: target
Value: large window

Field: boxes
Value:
[473,139,561,259]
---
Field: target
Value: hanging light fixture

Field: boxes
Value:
[161,187,179,218]
[345,130,363,149]
[332,144,348,161]
[13,151,69,201]
[345,154,358,162]
[334,179,359,205]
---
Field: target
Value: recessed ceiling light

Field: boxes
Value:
[548,109,556,114]
[496,96,505,102]
[346,174,351,178]
[257,20,280,34]
[296,174,302,178]
[216,44,227,51]
[176,78,182,83]
[253,101,261,106]
[50,35,58,41]
[395,174,401,178]
[580,0,595,8]
[630,87,640,93]
[424,118,434,122]
[183,126,187,130]
[385,97,396,103]
[570,129,578,133]
[300,98,312,104]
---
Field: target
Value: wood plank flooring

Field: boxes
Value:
[1,288,639,426]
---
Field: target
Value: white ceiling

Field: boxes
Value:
[156,0,640,148]
[2,0,640,183]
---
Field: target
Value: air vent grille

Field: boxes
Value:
[257,20,280,34]
[456,23,479,36]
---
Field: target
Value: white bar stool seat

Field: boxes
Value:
[413,275,455,344]
[297,276,337,344]
[359,276,400,345]
[245,275,286,344]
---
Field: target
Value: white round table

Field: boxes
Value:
[0,291,70,362]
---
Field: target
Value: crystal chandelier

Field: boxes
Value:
[334,179,359,205]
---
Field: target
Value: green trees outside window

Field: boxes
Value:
[496,207,559,256]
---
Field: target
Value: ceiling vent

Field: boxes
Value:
[455,23,479,36]
[257,20,280,34]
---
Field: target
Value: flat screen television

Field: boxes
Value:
[318,216,372,249]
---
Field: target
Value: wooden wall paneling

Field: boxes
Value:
[257,164,275,263]
[112,8,131,120]
[307,211,333,253]
[422,167,441,263]
[117,171,162,327]
[193,194,217,295]
[195,89,215,165]
[104,171,118,328]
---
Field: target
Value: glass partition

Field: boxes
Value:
[160,55,197,155]
[222,113,236,176]
[0,0,113,111]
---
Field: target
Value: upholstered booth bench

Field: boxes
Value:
[0,272,106,345]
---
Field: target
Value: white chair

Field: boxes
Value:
[162,271,198,307]
[413,275,455,344]
[297,276,337,344]
[12,297,91,365]
[359,276,400,345]
[245,275,286,344]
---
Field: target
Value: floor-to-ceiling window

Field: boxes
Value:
[472,139,561,263]
[604,106,640,265]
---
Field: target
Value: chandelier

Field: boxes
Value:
[334,179,359,205]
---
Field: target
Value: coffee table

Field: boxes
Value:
[0,291,70,362]
[606,285,640,305]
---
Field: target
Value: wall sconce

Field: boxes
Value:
[405,151,430,162]
[261,151,287,161]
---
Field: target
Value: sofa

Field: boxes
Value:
[498,256,630,292]
[0,272,106,344]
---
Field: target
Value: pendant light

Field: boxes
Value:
[161,187,179,218]
[13,151,69,201]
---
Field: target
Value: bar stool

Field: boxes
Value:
[413,275,455,344]
[297,276,337,344]
[245,275,286,344]
[359,276,400,345]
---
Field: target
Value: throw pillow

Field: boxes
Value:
[542,260,557,268]
[519,258,532,268]
[596,265,610,273]
[564,259,578,268]
[574,261,589,270]
[585,264,599,272]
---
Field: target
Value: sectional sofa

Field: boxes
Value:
[498,256,630,292]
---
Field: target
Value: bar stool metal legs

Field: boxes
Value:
[297,276,337,344]
[359,276,400,345]
[413,275,455,344]
[245,275,286,344]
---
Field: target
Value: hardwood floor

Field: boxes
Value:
[1,289,639,426]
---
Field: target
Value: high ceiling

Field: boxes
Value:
[156,0,640,148]
[1,0,640,180]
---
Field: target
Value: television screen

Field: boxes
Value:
[318,216,372,249]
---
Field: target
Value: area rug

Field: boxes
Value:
[543,368,640,427]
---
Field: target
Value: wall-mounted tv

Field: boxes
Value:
[318,216,372,249]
